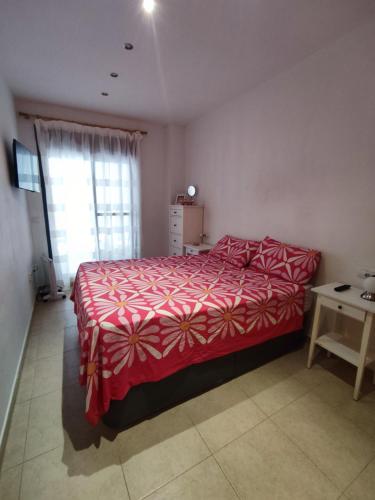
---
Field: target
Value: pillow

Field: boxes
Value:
[210,235,260,268]
[250,236,320,284]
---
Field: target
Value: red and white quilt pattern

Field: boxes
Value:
[71,254,305,424]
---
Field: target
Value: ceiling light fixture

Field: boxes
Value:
[123,42,134,50]
[143,0,156,14]
[110,72,119,78]
[101,92,109,96]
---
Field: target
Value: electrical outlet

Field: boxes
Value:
[28,272,33,283]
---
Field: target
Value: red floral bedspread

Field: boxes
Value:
[71,254,305,424]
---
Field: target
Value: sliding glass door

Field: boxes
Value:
[36,118,142,286]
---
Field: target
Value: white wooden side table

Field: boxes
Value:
[307,282,375,400]
[184,243,212,256]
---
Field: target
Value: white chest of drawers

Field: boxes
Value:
[169,205,204,256]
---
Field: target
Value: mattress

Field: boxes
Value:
[71,254,305,424]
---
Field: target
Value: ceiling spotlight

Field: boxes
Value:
[101,92,109,96]
[143,0,156,14]
[110,72,119,78]
[123,42,134,50]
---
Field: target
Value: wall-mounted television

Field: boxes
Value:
[12,139,40,192]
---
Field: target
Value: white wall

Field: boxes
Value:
[165,124,185,205]
[15,98,169,274]
[185,20,375,286]
[0,78,34,447]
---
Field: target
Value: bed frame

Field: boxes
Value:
[102,328,305,429]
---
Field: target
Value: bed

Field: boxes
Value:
[71,236,320,427]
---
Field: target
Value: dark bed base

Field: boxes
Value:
[102,329,306,429]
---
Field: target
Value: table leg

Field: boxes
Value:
[307,296,323,368]
[354,313,374,400]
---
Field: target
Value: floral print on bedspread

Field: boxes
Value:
[71,254,305,424]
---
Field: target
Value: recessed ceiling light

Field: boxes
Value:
[123,42,134,50]
[110,72,119,78]
[101,92,109,96]
[143,0,156,14]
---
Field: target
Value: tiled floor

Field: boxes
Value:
[1,299,375,499]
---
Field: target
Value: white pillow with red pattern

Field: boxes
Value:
[250,236,320,284]
[209,235,260,269]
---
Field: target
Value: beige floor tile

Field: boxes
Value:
[272,393,375,490]
[1,401,30,470]
[119,407,210,499]
[184,381,266,452]
[31,354,63,398]
[0,465,22,500]
[64,325,80,352]
[16,365,35,403]
[216,419,339,500]
[30,316,66,335]
[24,390,64,460]
[252,375,309,416]
[20,444,128,500]
[24,383,87,462]
[64,311,77,328]
[63,348,81,388]
[30,307,76,337]
[268,347,308,376]
[62,412,119,457]
[8,303,375,499]
[24,336,39,364]
[292,364,341,388]
[146,457,237,500]
[336,391,375,438]
[312,375,354,408]
[345,458,375,500]
[35,331,64,360]
[235,361,290,398]
[33,298,73,315]
[32,304,74,323]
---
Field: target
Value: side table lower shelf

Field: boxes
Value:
[315,332,375,368]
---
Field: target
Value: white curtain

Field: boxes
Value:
[35,119,142,286]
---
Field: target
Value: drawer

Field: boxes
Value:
[169,233,182,248]
[185,247,198,256]
[169,215,183,234]
[320,295,366,322]
[169,245,183,257]
[169,206,183,217]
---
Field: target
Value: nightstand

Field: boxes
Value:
[307,282,375,400]
[184,243,212,256]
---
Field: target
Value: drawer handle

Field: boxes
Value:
[338,305,342,310]
[173,211,177,214]
[173,239,176,243]
[173,224,177,227]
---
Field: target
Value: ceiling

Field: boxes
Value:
[1,0,374,124]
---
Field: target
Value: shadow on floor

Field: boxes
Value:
[314,349,375,396]
[60,325,375,477]
[61,325,120,449]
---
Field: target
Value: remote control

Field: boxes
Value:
[334,284,351,292]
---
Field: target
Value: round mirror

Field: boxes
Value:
[187,185,197,197]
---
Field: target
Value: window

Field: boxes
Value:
[36,119,142,285]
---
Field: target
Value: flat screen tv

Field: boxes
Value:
[13,139,40,192]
